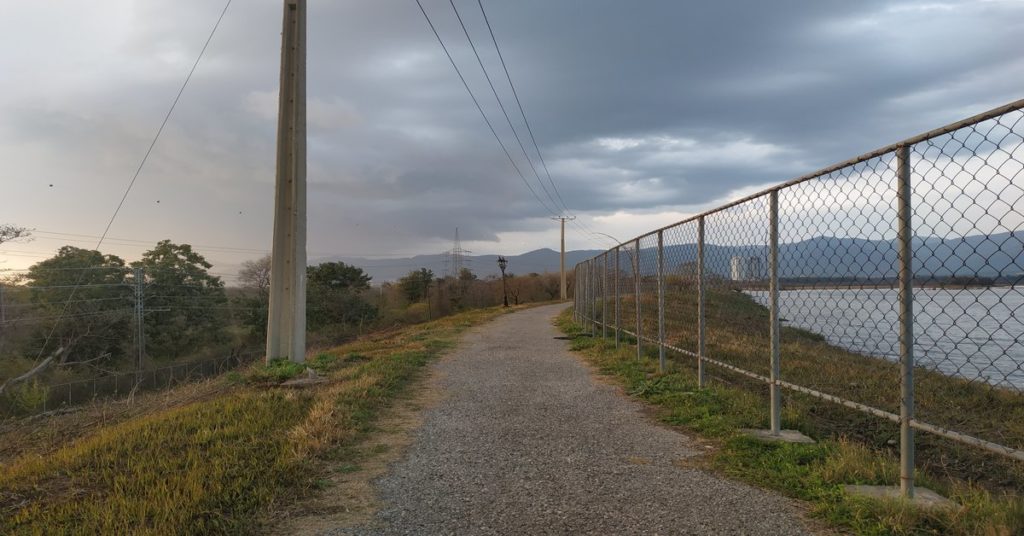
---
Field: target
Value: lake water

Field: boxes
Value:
[747,287,1024,390]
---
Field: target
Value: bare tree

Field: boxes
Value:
[0,224,31,246]
[238,255,272,292]
[236,255,272,338]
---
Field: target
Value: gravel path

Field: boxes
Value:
[335,303,811,535]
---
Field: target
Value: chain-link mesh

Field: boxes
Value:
[702,196,771,377]
[572,99,1024,465]
[663,221,699,359]
[777,153,901,414]
[637,234,660,349]
[909,109,1024,451]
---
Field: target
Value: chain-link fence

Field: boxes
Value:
[574,99,1024,498]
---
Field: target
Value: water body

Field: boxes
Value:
[747,287,1024,390]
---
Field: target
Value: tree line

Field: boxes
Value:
[1,225,569,397]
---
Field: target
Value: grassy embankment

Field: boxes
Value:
[0,305,522,534]
[564,288,1024,535]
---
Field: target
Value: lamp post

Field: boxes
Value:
[497,256,509,307]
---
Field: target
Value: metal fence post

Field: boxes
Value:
[577,264,585,323]
[657,230,666,372]
[579,264,584,324]
[614,246,621,348]
[769,190,782,435]
[576,264,582,324]
[581,262,586,323]
[573,265,578,322]
[589,260,596,337]
[897,144,916,498]
[601,254,608,338]
[634,238,642,361]
[584,260,589,330]
[697,216,706,388]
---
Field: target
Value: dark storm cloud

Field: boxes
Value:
[2,0,1022,266]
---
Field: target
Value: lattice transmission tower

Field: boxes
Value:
[443,228,472,278]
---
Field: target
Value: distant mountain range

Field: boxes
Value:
[651,231,1024,281]
[319,231,1024,284]
[315,248,604,283]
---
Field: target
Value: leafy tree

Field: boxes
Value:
[133,241,227,359]
[398,268,434,303]
[444,267,478,310]
[457,267,476,282]
[306,262,376,329]
[23,246,132,366]
[307,261,371,291]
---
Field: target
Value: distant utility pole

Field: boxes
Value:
[133,267,145,372]
[266,0,307,364]
[551,216,575,301]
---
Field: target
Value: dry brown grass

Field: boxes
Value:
[608,286,1024,490]
[0,305,521,534]
[0,376,233,467]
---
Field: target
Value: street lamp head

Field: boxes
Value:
[497,256,508,272]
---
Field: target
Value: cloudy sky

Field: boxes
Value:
[1,0,1022,278]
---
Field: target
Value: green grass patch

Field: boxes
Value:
[337,463,361,474]
[247,358,307,384]
[558,307,1024,535]
[0,304,524,534]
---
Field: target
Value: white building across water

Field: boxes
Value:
[730,256,765,281]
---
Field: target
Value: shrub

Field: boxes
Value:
[4,380,48,415]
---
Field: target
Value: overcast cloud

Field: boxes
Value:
[1,0,1022,277]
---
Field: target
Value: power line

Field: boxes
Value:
[466,1,614,250]
[12,283,130,291]
[414,0,559,217]
[474,0,569,214]
[3,297,132,308]
[447,0,561,214]
[30,231,269,254]
[451,3,614,252]
[31,0,233,363]
[98,1,233,246]
[2,309,134,325]
[9,231,428,259]
[0,264,127,273]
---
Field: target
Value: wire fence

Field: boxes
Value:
[574,98,1024,498]
[1,351,262,418]
[0,264,269,418]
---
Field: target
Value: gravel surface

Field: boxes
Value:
[333,303,810,535]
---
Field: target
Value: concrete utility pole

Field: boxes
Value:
[266,0,308,364]
[551,216,575,301]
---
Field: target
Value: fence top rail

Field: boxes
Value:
[41,351,263,390]
[579,97,1024,263]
